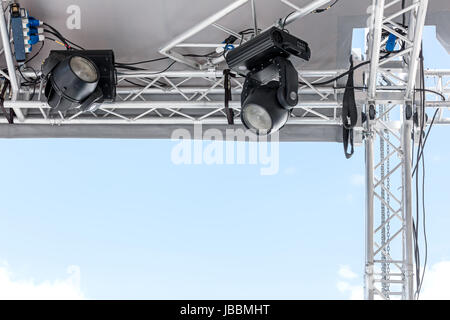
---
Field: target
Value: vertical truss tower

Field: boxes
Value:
[364,0,444,300]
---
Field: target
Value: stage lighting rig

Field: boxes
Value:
[42,50,116,114]
[225,27,310,135]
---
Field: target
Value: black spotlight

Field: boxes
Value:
[43,50,116,114]
[225,27,311,135]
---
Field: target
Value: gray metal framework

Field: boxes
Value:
[0,0,449,299]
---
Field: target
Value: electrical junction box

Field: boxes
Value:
[10,3,44,62]
[11,4,27,62]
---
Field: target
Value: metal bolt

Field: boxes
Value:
[290,91,297,100]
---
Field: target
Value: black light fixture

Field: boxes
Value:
[225,27,311,135]
[42,50,116,114]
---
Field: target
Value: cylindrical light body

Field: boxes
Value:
[241,81,290,135]
[45,55,99,112]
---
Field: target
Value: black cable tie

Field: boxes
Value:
[223,69,235,125]
[0,81,13,124]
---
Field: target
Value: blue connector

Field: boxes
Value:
[26,17,42,28]
[26,34,44,45]
[386,34,397,52]
[28,35,39,45]
[221,41,235,52]
[25,27,37,36]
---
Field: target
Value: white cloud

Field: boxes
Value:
[0,263,85,300]
[337,281,364,300]
[350,174,365,187]
[337,265,364,300]
[283,167,297,176]
[338,265,358,280]
[345,193,354,203]
[420,261,450,300]
[431,154,443,162]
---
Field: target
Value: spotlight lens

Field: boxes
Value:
[70,56,98,83]
[243,104,272,132]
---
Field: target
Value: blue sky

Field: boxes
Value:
[0,27,448,300]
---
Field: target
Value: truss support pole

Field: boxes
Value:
[368,0,385,99]
[402,0,428,299]
[0,3,25,122]
[250,0,258,36]
[364,0,384,301]
[401,111,414,300]
[364,107,375,301]
[405,0,429,100]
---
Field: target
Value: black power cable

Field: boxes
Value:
[417,47,427,300]
[412,109,441,177]
[0,80,13,124]
[121,61,178,88]
[412,45,431,300]
[116,26,258,73]
[116,51,220,71]
[18,64,39,100]
[43,23,85,50]
[23,41,45,65]
[415,88,446,101]
[299,52,393,87]
[116,57,169,67]
[314,0,339,13]
[331,86,446,101]
[282,0,340,29]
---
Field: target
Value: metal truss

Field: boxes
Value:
[0,0,449,300]
[424,70,450,123]
[362,0,448,300]
[4,69,346,126]
[3,67,449,126]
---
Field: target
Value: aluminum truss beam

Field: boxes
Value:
[4,67,449,126]
[3,69,347,126]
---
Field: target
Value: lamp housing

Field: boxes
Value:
[43,50,116,113]
[225,26,310,76]
[225,27,311,135]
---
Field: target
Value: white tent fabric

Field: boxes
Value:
[15,0,449,70]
